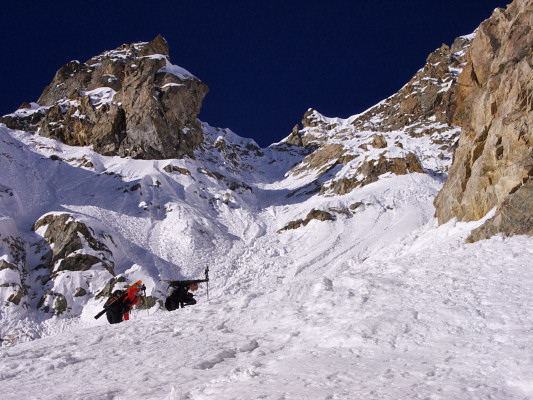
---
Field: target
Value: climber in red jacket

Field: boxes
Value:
[106,283,145,324]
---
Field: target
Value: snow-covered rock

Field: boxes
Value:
[1,35,208,159]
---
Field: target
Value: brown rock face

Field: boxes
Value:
[277,209,336,233]
[467,177,533,242]
[33,214,115,278]
[434,0,533,240]
[321,152,424,195]
[5,35,208,159]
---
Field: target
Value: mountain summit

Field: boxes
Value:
[1,35,208,159]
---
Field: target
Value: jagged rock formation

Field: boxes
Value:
[434,0,533,240]
[32,213,116,315]
[349,36,472,137]
[283,34,471,196]
[33,214,116,278]
[0,228,28,312]
[1,35,208,159]
[286,113,432,197]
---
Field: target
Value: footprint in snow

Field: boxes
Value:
[194,349,237,369]
[89,334,104,345]
[215,320,233,333]
[239,339,259,353]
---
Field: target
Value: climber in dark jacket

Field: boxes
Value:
[164,268,209,311]
[165,282,200,311]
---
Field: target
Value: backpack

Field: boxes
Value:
[105,289,125,307]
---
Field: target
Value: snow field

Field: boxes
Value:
[1,225,532,399]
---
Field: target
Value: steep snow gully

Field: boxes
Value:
[0,124,532,399]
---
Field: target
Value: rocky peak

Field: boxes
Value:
[137,34,169,57]
[349,33,472,139]
[2,36,208,159]
[280,33,472,197]
[302,109,338,130]
[434,0,533,240]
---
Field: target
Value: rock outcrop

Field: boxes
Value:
[0,232,29,311]
[1,35,208,159]
[280,31,474,197]
[467,178,533,242]
[33,214,116,278]
[32,213,116,315]
[277,209,336,233]
[321,152,424,195]
[434,0,533,240]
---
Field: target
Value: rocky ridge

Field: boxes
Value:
[1,35,208,159]
[0,223,28,314]
[31,213,118,316]
[282,34,472,196]
[434,0,533,240]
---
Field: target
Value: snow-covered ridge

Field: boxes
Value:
[90,40,149,62]
[299,108,361,127]
[87,36,197,81]
[91,47,197,81]
[278,33,475,196]
[2,102,44,119]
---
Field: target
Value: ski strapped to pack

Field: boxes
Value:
[161,267,210,300]
[141,284,148,313]
[206,266,209,300]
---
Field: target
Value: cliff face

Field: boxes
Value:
[434,0,533,240]
[1,35,208,159]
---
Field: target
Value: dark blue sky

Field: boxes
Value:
[2,1,506,147]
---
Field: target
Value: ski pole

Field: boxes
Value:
[144,286,149,315]
[205,267,210,301]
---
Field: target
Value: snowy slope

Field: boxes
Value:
[1,216,532,399]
